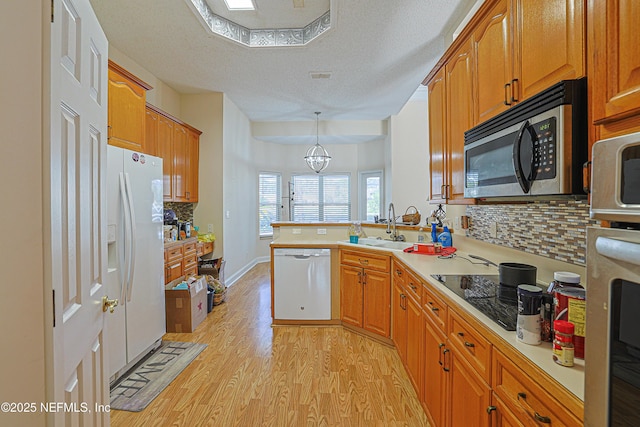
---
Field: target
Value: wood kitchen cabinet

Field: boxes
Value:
[145,104,201,202]
[157,113,175,201]
[472,0,584,124]
[427,40,475,205]
[164,244,183,284]
[492,348,582,426]
[588,0,640,143]
[445,39,474,204]
[391,261,423,394]
[107,61,152,152]
[339,249,391,338]
[428,68,446,202]
[423,315,448,427]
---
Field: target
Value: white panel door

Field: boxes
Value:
[46,0,110,425]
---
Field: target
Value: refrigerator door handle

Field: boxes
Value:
[124,172,137,302]
[119,172,132,303]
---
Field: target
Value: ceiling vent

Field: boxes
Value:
[310,72,332,80]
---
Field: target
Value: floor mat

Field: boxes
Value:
[110,341,207,412]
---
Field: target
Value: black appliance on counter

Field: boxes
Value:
[432,274,544,331]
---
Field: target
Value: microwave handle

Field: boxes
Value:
[513,120,538,194]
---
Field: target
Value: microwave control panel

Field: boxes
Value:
[531,117,557,179]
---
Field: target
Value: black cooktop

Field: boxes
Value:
[431,274,520,331]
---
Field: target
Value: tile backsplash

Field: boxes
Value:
[466,200,598,266]
[164,202,194,223]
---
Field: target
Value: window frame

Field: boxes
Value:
[290,173,351,222]
[358,170,384,222]
[258,172,282,238]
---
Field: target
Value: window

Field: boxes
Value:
[259,173,281,237]
[359,171,383,221]
[291,174,350,222]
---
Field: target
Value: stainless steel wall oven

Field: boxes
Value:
[585,130,640,426]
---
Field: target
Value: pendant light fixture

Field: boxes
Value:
[304,112,331,173]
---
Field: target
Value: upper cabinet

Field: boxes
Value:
[445,39,475,204]
[473,0,512,124]
[107,61,153,151]
[589,0,640,142]
[423,0,585,204]
[514,0,585,101]
[473,0,585,124]
[145,104,201,203]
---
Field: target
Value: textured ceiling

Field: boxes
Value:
[90,0,475,122]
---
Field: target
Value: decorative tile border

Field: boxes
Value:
[466,200,598,266]
[187,0,330,47]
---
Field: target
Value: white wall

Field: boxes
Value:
[389,98,431,222]
[0,3,46,425]
[222,95,260,279]
[182,93,225,260]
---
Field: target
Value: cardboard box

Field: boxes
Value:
[165,276,207,333]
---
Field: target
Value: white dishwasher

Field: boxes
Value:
[273,248,331,320]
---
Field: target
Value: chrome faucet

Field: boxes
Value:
[386,202,405,242]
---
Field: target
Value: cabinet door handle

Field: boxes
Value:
[357,271,362,284]
[438,343,445,366]
[431,306,440,312]
[396,269,402,277]
[504,82,512,106]
[486,406,496,414]
[583,160,592,194]
[510,78,519,103]
[464,341,475,348]
[517,392,551,424]
[362,271,367,285]
[442,348,450,372]
[359,258,369,266]
[409,283,417,291]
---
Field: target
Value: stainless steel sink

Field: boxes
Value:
[343,238,412,251]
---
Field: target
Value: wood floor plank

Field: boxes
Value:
[110,262,429,426]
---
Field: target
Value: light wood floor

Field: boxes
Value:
[111,262,429,426]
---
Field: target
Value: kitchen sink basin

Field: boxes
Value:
[343,238,412,251]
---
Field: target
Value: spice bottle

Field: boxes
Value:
[553,320,575,367]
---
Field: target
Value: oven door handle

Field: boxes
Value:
[513,120,538,194]
[596,237,640,267]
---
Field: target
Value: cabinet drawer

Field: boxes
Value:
[183,253,198,269]
[448,309,492,383]
[423,285,447,332]
[165,260,183,283]
[404,270,422,303]
[165,245,183,263]
[183,241,197,256]
[183,263,198,277]
[392,261,407,286]
[204,242,214,254]
[492,349,582,426]
[340,250,390,272]
[196,242,204,257]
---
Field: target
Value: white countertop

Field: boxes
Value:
[272,234,585,402]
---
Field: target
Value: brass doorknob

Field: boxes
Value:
[102,296,119,313]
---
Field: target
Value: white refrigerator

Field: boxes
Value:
[106,145,166,379]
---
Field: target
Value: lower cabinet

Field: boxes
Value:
[392,261,423,395]
[337,250,583,426]
[340,249,391,338]
[423,315,448,427]
[448,349,491,427]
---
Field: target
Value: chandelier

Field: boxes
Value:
[304,112,331,173]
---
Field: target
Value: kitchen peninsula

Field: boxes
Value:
[271,221,586,426]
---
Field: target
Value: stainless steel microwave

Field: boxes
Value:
[464,78,587,199]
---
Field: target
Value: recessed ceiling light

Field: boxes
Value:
[223,0,255,10]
